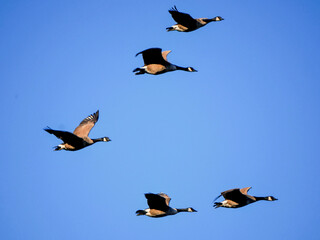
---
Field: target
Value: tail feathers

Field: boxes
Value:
[133,68,146,75]
[136,210,146,216]
[213,202,222,209]
[53,145,62,151]
[166,27,174,32]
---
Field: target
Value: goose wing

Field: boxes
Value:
[221,188,246,201]
[145,193,170,211]
[157,193,171,206]
[240,187,252,195]
[136,48,168,65]
[44,128,84,145]
[169,6,198,29]
[161,50,172,62]
[73,110,99,138]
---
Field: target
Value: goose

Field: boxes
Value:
[167,6,224,32]
[213,187,278,208]
[44,110,111,151]
[133,48,197,75]
[136,193,197,218]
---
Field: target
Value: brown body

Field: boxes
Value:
[44,110,111,151]
[136,193,197,218]
[166,6,224,32]
[214,187,278,208]
[133,48,197,75]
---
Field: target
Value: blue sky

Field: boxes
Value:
[0,0,320,239]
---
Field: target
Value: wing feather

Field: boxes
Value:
[73,110,99,138]
[161,50,171,62]
[145,193,170,211]
[169,6,198,29]
[136,48,168,66]
[44,128,84,145]
[158,193,171,206]
[240,187,252,195]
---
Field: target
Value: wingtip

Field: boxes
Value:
[44,127,51,132]
[213,194,222,202]
[169,5,178,12]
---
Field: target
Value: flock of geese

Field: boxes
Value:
[44,6,278,218]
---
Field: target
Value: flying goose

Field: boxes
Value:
[133,48,197,75]
[213,187,278,208]
[167,6,224,32]
[136,193,197,218]
[44,110,111,151]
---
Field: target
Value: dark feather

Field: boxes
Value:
[145,193,170,211]
[135,48,168,66]
[168,6,198,29]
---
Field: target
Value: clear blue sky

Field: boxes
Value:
[1,0,320,239]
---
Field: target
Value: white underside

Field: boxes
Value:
[173,25,185,32]
[221,200,233,208]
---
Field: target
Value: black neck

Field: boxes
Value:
[175,66,189,71]
[203,18,214,23]
[92,138,104,143]
[176,208,189,212]
[254,196,269,201]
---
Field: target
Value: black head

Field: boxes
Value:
[187,67,197,72]
[188,207,197,212]
[267,196,278,201]
[103,137,111,142]
[215,16,224,21]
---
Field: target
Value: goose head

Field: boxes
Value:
[187,207,197,212]
[187,67,197,72]
[267,196,278,201]
[103,137,112,142]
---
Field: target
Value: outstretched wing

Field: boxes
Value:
[240,187,252,195]
[161,50,171,62]
[44,128,84,145]
[136,48,168,66]
[213,194,222,202]
[169,6,198,29]
[145,193,170,211]
[221,188,245,201]
[73,110,99,138]
[158,193,171,206]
